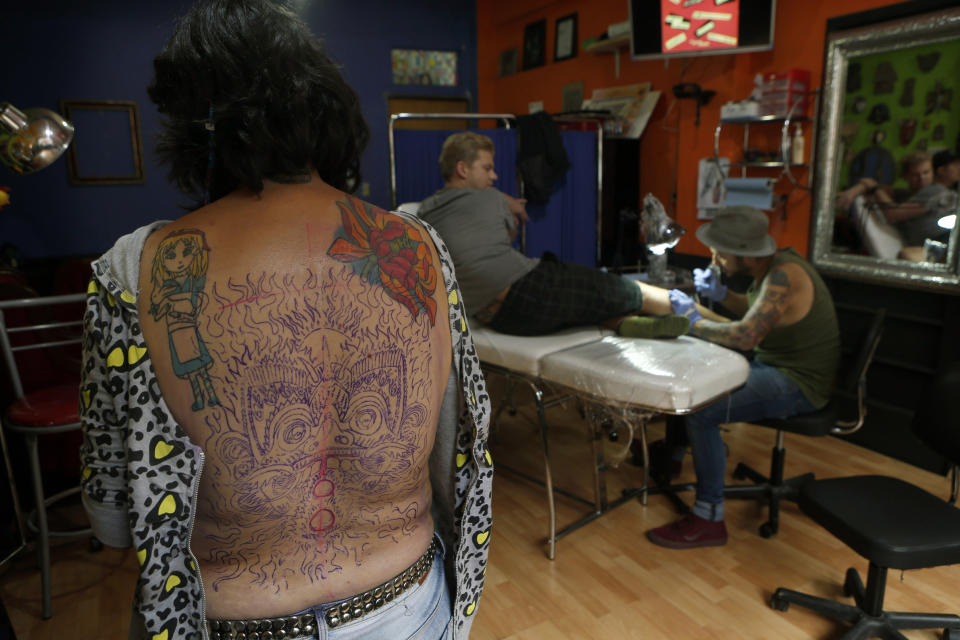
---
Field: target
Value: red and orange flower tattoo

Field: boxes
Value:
[327,196,438,325]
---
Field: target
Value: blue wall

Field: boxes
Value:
[0,1,476,260]
[304,1,477,211]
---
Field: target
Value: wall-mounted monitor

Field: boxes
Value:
[629,0,776,61]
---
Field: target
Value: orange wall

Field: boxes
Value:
[476,0,906,258]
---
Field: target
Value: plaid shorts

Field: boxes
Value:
[489,256,643,335]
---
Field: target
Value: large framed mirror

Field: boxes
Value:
[811,1,960,290]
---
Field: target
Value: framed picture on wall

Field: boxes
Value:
[562,81,585,112]
[499,48,518,77]
[391,49,458,86]
[522,19,547,70]
[555,13,578,62]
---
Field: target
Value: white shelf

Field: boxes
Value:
[583,34,630,54]
[584,35,630,78]
[720,115,810,124]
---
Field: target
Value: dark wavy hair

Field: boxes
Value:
[148,0,369,203]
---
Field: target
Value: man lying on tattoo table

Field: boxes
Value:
[643,206,840,549]
[79,2,492,639]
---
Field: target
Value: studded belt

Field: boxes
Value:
[206,537,439,639]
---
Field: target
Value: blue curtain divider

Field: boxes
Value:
[393,128,597,266]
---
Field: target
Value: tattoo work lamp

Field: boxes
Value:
[641,193,686,286]
[0,102,74,175]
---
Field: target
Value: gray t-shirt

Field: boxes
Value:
[419,187,538,316]
[895,183,959,246]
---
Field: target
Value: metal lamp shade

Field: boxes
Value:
[0,102,74,175]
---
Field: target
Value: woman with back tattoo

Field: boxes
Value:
[79,2,492,638]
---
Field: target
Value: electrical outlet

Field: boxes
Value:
[528,101,544,114]
[361,182,370,196]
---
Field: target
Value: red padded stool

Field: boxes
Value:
[0,293,92,620]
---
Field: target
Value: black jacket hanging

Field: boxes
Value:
[516,112,571,204]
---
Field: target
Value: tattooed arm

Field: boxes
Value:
[712,289,750,318]
[688,266,792,351]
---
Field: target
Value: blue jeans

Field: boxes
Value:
[316,549,453,640]
[288,542,452,640]
[130,543,452,640]
[685,360,816,522]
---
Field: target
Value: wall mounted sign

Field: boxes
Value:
[555,13,578,62]
[523,19,547,70]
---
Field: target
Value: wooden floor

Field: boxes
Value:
[2,395,958,639]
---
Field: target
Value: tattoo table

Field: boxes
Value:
[472,325,750,559]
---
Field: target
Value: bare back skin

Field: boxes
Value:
[137,175,450,619]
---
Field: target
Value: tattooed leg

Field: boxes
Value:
[201,369,220,406]
[189,373,205,410]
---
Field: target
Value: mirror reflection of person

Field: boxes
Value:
[895,149,960,261]
[835,150,932,217]
[643,207,840,549]
[935,149,960,190]
[836,150,958,259]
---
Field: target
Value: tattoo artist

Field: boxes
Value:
[645,206,840,550]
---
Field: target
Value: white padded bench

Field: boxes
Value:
[472,325,613,378]
[472,324,750,559]
[540,334,751,413]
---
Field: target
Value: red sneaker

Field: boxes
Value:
[646,514,728,549]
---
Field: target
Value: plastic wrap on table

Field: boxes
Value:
[470,324,612,377]
[539,335,749,413]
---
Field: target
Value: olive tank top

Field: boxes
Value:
[745,248,840,408]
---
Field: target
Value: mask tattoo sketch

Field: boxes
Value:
[149,229,220,410]
[190,204,440,593]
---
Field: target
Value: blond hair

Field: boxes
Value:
[439,132,495,181]
[901,150,932,176]
[151,230,209,285]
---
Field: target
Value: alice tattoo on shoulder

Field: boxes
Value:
[149,229,220,411]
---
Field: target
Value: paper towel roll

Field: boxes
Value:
[723,177,774,209]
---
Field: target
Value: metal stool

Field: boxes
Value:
[0,292,94,619]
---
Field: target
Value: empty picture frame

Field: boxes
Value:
[523,19,547,70]
[59,99,145,185]
[555,13,578,62]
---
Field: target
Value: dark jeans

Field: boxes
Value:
[685,360,816,521]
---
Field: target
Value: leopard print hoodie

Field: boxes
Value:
[79,214,493,640]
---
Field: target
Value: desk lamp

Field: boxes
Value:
[0,102,74,175]
[641,193,685,286]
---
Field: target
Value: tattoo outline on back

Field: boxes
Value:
[198,266,437,591]
[327,196,438,325]
[149,228,220,411]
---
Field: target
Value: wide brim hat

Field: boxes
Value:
[695,205,776,257]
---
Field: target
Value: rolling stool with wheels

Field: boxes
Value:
[723,309,885,538]
[769,359,960,639]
